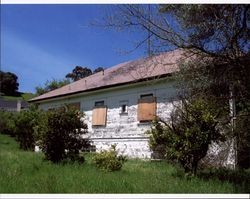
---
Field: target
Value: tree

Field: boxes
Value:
[103,5,249,100]
[40,107,91,163]
[66,66,92,82]
[0,71,19,96]
[35,78,70,95]
[104,5,249,56]
[15,107,44,151]
[35,66,105,95]
[103,4,250,168]
[93,67,104,74]
[147,98,226,175]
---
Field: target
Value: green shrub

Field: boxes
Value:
[147,98,225,175]
[40,107,91,163]
[0,110,17,137]
[15,107,43,151]
[92,145,127,172]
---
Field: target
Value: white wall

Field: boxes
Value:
[37,78,236,168]
[38,78,178,158]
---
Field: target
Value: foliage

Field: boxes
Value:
[105,5,250,108]
[0,110,17,137]
[35,66,105,95]
[161,5,249,56]
[105,5,249,115]
[0,71,19,96]
[35,78,70,95]
[39,107,90,163]
[0,133,247,193]
[104,5,249,57]
[93,67,104,74]
[103,5,250,169]
[21,92,36,101]
[2,93,36,101]
[92,145,127,172]
[176,59,228,100]
[15,107,44,151]
[147,98,226,175]
[146,119,168,159]
[65,66,104,82]
[176,58,250,169]
[66,66,92,82]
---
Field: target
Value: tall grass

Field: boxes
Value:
[0,134,246,193]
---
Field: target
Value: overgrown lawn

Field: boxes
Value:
[0,134,248,193]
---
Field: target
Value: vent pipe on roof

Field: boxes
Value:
[102,70,104,76]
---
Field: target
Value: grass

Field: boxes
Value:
[1,92,36,101]
[0,133,248,193]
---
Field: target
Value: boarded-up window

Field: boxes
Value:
[68,102,80,111]
[137,94,156,122]
[92,101,107,126]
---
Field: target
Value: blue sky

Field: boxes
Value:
[1,4,146,93]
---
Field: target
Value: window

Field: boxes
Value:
[121,104,127,113]
[137,94,156,122]
[119,100,128,114]
[95,101,104,107]
[92,101,107,126]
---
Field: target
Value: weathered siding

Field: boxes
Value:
[38,78,236,167]
[38,79,177,158]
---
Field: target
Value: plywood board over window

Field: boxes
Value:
[138,97,156,122]
[92,106,107,126]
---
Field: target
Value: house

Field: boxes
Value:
[0,98,29,112]
[30,49,186,158]
[29,49,235,167]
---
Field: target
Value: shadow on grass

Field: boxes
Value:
[197,168,250,193]
[169,162,250,193]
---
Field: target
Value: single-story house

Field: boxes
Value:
[29,49,235,167]
[0,98,29,112]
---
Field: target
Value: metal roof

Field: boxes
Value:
[30,49,188,103]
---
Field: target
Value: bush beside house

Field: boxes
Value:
[147,98,226,175]
[15,107,43,151]
[0,110,17,137]
[0,106,91,164]
[92,144,127,171]
[39,108,91,163]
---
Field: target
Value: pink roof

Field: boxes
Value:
[30,49,188,102]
